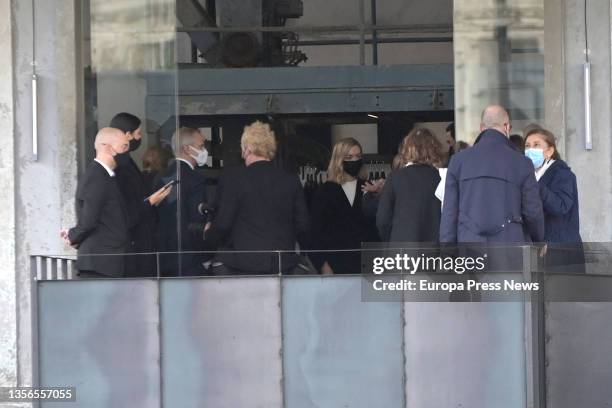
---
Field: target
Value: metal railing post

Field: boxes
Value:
[523,244,546,408]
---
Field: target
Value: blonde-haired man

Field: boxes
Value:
[207,121,309,275]
[240,120,277,161]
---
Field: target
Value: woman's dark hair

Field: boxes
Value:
[525,127,561,160]
[110,112,141,133]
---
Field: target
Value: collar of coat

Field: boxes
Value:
[474,128,513,147]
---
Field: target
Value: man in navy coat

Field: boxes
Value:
[440,105,545,243]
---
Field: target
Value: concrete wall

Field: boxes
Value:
[0,0,18,390]
[10,0,79,393]
[561,0,612,241]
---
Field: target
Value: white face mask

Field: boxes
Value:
[188,145,208,167]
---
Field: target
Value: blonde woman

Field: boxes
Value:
[309,138,380,274]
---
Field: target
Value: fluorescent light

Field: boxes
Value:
[368,114,379,119]
[584,62,592,150]
[32,74,38,161]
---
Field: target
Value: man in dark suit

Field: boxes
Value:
[156,127,209,276]
[206,121,309,275]
[61,128,130,277]
[440,105,544,244]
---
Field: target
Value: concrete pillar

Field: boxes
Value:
[10,0,79,391]
[562,0,612,241]
[543,0,565,155]
[0,0,18,389]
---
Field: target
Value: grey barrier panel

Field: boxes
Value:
[282,276,405,408]
[38,280,160,408]
[545,301,612,407]
[161,277,283,408]
[404,302,527,408]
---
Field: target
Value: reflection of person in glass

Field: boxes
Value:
[141,145,173,194]
[309,138,381,274]
[525,127,585,273]
[110,112,172,277]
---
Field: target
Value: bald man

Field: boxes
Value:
[61,128,131,277]
[439,105,544,243]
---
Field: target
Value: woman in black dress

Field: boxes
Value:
[309,138,381,274]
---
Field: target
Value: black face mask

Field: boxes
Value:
[343,159,363,178]
[129,138,142,152]
[114,152,131,168]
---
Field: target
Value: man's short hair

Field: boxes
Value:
[171,127,201,155]
[446,122,455,140]
[241,121,277,160]
[94,127,124,151]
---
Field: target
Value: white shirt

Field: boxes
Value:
[94,159,115,177]
[341,179,357,206]
[435,168,447,209]
[176,157,195,170]
[535,159,555,181]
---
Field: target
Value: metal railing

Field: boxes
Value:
[30,255,76,280]
[28,243,612,408]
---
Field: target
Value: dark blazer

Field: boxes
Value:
[115,155,157,277]
[538,159,585,272]
[156,159,208,276]
[309,179,379,274]
[207,160,309,274]
[377,164,441,242]
[440,129,545,243]
[538,160,581,243]
[68,161,129,277]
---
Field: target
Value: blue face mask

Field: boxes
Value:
[525,148,545,168]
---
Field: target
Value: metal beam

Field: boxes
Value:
[176,23,454,34]
[146,64,454,118]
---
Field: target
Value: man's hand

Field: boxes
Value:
[60,228,74,247]
[148,185,173,206]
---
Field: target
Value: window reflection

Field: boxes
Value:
[454,0,545,142]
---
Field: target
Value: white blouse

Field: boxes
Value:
[535,159,556,181]
[341,179,357,206]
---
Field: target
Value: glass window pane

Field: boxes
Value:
[454,0,545,142]
[80,0,179,277]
